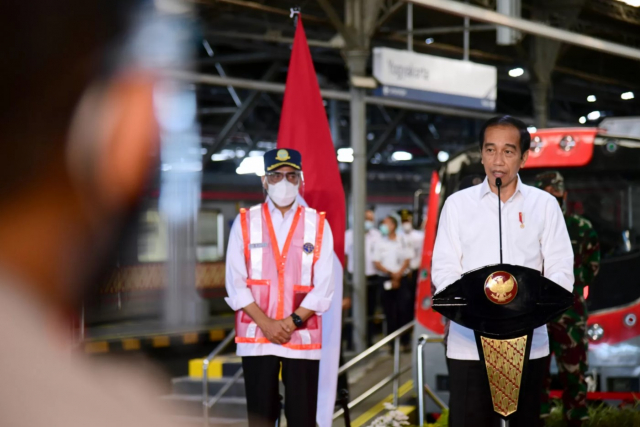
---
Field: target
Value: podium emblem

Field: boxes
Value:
[484,271,518,304]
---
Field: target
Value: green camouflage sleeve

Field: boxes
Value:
[581,224,600,287]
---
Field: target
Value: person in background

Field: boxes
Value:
[535,171,600,427]
[344,207,382,346]
[0,2,179,427]
[373,214,413,350]
[225,148,335,427]
[398,209,424,324]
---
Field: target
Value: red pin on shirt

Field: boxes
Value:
[519,212,525,229]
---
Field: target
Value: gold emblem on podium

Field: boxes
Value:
[481,335,528,417]
[484,271,518,304]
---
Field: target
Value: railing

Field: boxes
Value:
[332,321,415,421]
[416,334,448,427]
[202,329,238,427]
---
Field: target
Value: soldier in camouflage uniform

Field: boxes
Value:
[534,171,600,427]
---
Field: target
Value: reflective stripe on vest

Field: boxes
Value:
[248,205,263,280]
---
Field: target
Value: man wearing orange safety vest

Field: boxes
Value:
[225,148,335,427]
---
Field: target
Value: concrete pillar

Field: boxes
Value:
[346,49,369,353]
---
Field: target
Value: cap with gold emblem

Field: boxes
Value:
[264,148,302,172]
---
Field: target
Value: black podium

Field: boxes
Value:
[433,264,573,422]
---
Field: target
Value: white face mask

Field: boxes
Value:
[267,180,299,207]
[402,222,413,233]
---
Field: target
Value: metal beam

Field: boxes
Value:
[215,0,328,25]
[206,30,345,49]
[405,125,438,160]
[315,0,354,45]
[374,0,405,33]
[396,24,495,36]
[409,0,640,61]
[166,70,572,126]
[199,106,238,115]
[367,110,407,160]
[207,62,280,156]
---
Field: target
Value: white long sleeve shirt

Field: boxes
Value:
[225,198,335,360]
[431,176,574,360]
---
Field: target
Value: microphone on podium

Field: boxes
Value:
[496,177,503,264]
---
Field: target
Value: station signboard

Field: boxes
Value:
[372,47,497,111]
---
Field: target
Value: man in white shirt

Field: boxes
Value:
[431,116,574,427]
[344,208,382,345]
[225,148,335,427]
[373,215,414,349]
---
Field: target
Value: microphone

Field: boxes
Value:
[496,178,503,264]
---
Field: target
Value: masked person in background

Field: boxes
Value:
[535,171,600,427]
[225,148,335,427]
[373,215,413,351]
[0,2,180,427]
[344,207,382,346]
[398,209,424,328]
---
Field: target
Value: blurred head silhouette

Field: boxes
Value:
[0,1,159,311]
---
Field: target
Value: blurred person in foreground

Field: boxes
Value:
[225,148,334,427]
[373,214,413,351]
[344,207,382,346]
[535,171,600,427]
[0,2,177,427]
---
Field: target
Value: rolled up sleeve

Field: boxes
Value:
[541,197,574,292]
[431,199,464,294]
[224,216,255,311]
[301,218,335,314]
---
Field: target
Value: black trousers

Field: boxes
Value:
[242,356,319,427]
[380,275,413,345]
[448,356,549,427]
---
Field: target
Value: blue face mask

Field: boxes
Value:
[364,220,374,231]
[379,224,390,236]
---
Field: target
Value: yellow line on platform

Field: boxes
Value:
[351,380,413,427]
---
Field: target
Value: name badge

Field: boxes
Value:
[249,243,268,249]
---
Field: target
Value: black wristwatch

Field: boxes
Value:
[290,313,304,328]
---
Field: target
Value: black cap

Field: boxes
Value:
[398,209,412,222]
[264,148,302,172]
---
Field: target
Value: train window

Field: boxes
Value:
[136,207,224,263]
[138,209,167,263]
[197,210,224,262]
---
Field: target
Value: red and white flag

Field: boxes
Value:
[277,18,345,427]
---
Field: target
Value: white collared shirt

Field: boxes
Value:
[344,228,382,276]
[225,197,335,360]
[431,176,574,360]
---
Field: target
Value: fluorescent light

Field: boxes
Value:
[437,151,450,162]
[337,147,354,163]
[579,116,587,124]
[236,157,265,176]
[587,95,597,103]
[622,91,635,100]
[248,150,265,157]
[211,149,236,162]
[391,151,413,162]
[527,126,537,133]
[587,111,601,121]
[508,67,524,78]
[425,38,434,44]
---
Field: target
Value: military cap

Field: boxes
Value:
[264,148,302,172]
[533,171,565,193]
[398,209,413,222]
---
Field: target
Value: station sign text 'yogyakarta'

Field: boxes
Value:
[373,47,497,111]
